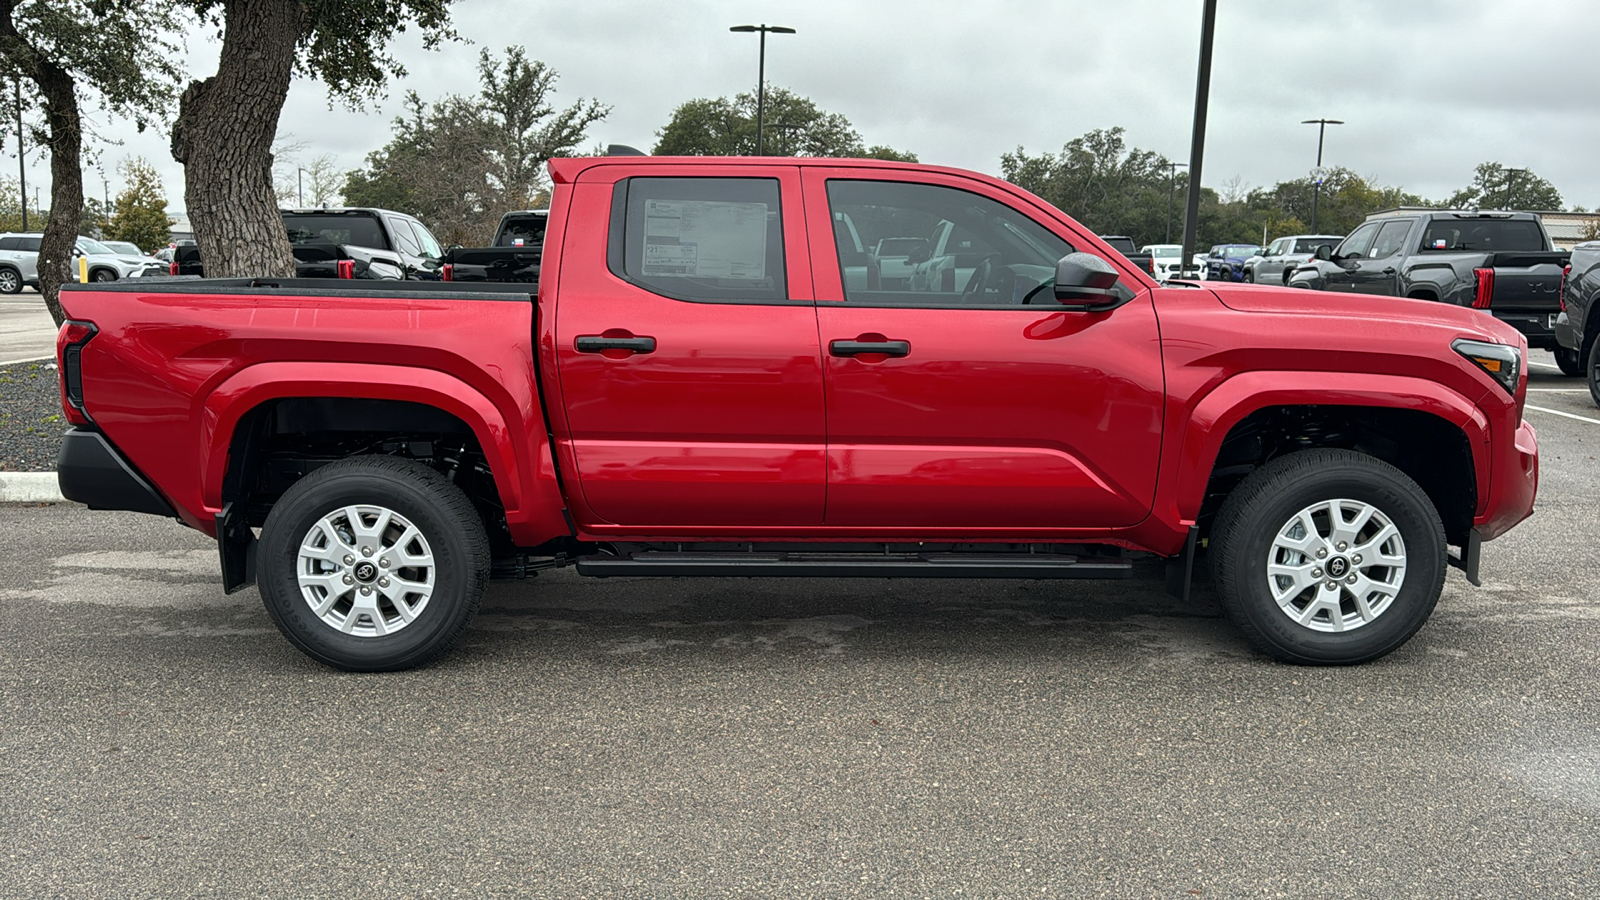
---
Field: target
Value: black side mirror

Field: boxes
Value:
[1313,245,1333,261]
[1053,252,1121,309]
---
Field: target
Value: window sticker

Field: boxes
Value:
[642,199,768,279]
[1433,239,1448,249]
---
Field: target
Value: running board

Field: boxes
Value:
[575,551,1132,579]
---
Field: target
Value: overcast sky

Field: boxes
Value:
[19,0,1600,215]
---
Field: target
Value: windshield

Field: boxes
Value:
[876,238,925,257]
[1419,219,1546,252]
[1146,246,1182,258]
[283,213,390,249]
[1293,237,1339,254]
[76,237,114,255]
[1216,245,1260,257]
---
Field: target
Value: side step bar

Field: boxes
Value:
[575,551,1132,580]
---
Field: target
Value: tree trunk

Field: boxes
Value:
[170,0,301,279]
[0,2,83,327]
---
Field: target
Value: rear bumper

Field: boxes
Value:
[56,428,177,518]
[1493,310,1560,349]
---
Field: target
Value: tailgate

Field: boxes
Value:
[1487,251,1569,312]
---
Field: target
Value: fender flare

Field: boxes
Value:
[1166,370,1492,522]
[198,361,527,517]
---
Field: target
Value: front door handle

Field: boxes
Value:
[576,335,656,354]
[1381,267,1397,275]
[830,339,910,358]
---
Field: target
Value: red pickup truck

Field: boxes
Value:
[53,155,1539,671]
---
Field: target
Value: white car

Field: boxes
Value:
[75,237,166,280]
[1141,243,1184,282]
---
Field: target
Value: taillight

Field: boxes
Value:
[336,259,355,279]
[57,319,98,426]
[169,260,179,276]
[1471,267,1494,309]
[442,263,454,282]
[1559,263,1571,312]
[1146,257,1156,274]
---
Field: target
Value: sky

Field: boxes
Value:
[13,0,1600,216]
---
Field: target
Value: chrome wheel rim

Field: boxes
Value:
[0,270,16,291]
[1266,498,1407,633]
[297,505,435,637]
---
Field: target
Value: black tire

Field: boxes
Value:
[257,456,490,671]
[1242,269,1254,283]
[1210,449,1445,665]
[0,266,20,294]
[1554,346,1582,377]
[1588,335,1600,408]
[90,268,117,282]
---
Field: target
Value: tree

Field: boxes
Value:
[105,156,171,251]
[0,0,181,324]
[652,87,915,160]
[170,0,457,280]
[1446,162,1562,211]
[1001,127,1174,246]
[343,48,605,245]
[275,151,343,206]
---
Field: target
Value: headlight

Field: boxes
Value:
[1453,338,1521,395]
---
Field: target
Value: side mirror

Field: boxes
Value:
[1313,245,1333,261]
[1053,252,1121,309]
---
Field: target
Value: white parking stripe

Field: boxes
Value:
[0,355,52,367]
[1528,388,1588,393]
[1526,404,1600,425]
[1528,363,1564,372]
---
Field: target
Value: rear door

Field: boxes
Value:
[553,166,826,527]
[803,168,1165,530]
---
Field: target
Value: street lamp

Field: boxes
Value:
[1164,161,1188,243]
[729,24,796,156]
[14,78,26,232]
[1502,168,1526,209]
[297,167,306,207]
[1301,118,1343,232]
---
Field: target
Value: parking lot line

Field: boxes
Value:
[1528,362,1563,372]
[0,355,52,367]
[1526,404,1600,425]
[1527,388,1588,393]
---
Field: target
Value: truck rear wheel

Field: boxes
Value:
[257,456,490,671]
[1209,449,1445,665]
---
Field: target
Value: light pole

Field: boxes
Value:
[1502,168,1526,209]
[729,24,795,156]
[1179,0,1218,277]
[15,78,26,232]
[1301,118,1343,232]
[297,167,306,206]
[1164,161,1188,243]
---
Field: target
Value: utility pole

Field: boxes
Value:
[1179,0,1218,277]
[1502,168,1526,209]
[1164,161,1188,243]
[297,167,305,206]
[15,78,26,232]
[1302,118,1343,232]
[729,24,796,156]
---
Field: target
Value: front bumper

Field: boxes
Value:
[56,428,177,518]
[1475,418,1538,542]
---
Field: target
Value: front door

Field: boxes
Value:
[1349,218,1414,295]
[553,168,826,527]
[803,170,1165,531]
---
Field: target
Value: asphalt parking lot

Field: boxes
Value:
[2,354,1596,897]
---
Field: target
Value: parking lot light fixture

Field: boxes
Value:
[729,24,796,156]
[1302,118,1343,232]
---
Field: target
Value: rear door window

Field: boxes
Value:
[387,217,423,256]
[608,177,787,303]
[1369,220,1414,259]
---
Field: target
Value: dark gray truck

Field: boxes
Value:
[1555,240,1600,394]
[1096,235,1156,279]
[1288,210,1569,357]
[172,208,447,280]
[441,210,547,284]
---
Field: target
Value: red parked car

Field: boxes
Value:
[54,155,1538,670]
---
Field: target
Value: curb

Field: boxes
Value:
[0,472,66,503]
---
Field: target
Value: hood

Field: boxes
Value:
[1207,282,1522,346]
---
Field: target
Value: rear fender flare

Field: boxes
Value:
[200,362,526,517]
[1168,370,1492,522]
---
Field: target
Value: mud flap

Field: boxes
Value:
[1447,528,1482,587]
[217,502,257,594]
[1165,524,1200,603]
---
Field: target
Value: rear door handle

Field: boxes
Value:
[576,335,656,354]
[830,339,910,358]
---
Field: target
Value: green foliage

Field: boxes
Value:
[1003,129,1439,248]
[343,48,606,245]
[105,157,170,251]
[1446,162,1562,211]
[652,87,916,160]
[0,176,42,232]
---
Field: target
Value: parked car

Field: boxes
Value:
[440,209,547,284]
[1141,243,1184,282]
[1287,210,1569,360]
[55,155,1538,672]
[0,232,160,289]
[1555,239,1600,395]
[1204,244,1263,282]
[0,233,42,292]
[173,209,447,280]
[101,240,146,257]
[1098,235,1156,277]
[1243,234,1343,285]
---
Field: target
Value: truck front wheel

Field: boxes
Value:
[257,456,490,671]
[1209,449,1445,665]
